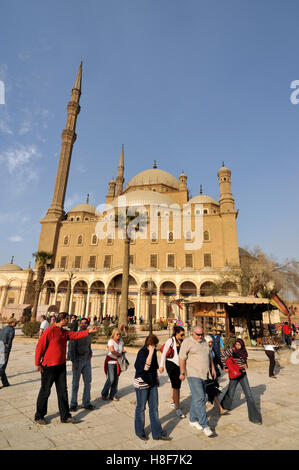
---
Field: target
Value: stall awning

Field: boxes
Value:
[185,296,270,305]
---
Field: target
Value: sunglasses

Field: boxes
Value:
[194,332,204,336]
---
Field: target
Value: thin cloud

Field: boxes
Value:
[9,235,23,242]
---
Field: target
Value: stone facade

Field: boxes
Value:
[0,64,242,323]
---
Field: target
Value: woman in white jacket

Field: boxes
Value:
[159,325,186,418]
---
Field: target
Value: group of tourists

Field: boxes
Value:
[1,312,268,440]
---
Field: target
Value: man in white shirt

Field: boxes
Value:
[39,315,49,337]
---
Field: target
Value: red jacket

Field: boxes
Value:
[282,324,291,335]
[35,324,89,367]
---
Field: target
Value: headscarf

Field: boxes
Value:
[233,338,248,363]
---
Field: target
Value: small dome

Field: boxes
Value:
[109,190,175,208]
[188,194,219,205]
[126,168,179,190]
[69,203,98,215]
[0,263,23,272]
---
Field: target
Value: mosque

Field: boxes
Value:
[0,64,270,335]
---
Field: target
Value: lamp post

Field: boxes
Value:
[148,278,154,334]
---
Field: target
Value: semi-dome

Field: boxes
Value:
[188,194,219,205]
[109,190,175,208]
[126,168,179,190]
[69,203,98,215]
[0,263,23,272]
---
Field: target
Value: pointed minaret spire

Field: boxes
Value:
[86,193,89,204]
[115,145,124,196]
[200,184,203,195]
[45,63,82,219]
[153,160,157,169]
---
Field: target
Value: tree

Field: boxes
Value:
[115,209,146,331]
[31,251,53,321]
[219,247,299,300]
[64,271,77,313]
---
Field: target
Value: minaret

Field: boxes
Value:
[217,163,235,213]
[106,178,116,204]
[217,163,240,267]
[46,62,82,219]
[115,145,124,196]
[37,63,82,260]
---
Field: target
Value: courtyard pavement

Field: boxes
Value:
[0,336,299,451]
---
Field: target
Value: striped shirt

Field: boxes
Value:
[134,361,151,389]
[220,348,246,369]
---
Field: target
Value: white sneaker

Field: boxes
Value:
[170,402,176,409]
[203,426,213,437]
[176,408,186,418]
[189,421,203,431]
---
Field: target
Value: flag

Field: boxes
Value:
[174,300,183,310]
[270,295,289,316]
[289,305,295,316]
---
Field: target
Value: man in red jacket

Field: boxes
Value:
[282,322,292,348]
[34,312,98,424]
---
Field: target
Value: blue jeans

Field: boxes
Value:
[135,386,163,439]
[70,359,92,408]
[187,377,209,429]
[101,363,119,399]
[221,373,262,424]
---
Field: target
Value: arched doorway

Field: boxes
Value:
[200,281,217,296]
[90,280,105,319]
[107,274,138,320]
[160,281,176,319]
[72,280,88,317]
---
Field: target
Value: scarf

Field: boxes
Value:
[233,338,248,363]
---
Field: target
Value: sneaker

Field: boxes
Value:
[136,434,149,441]
[84,404,96,410]
[61,417,77,424]
[35,418,47,425]
[189,421,203,431]
[203,426,213,437]
[170,402,176,409]
[153,434,172,441]
[176,408,186,418]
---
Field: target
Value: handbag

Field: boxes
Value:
[119,353,129,372]
[225,356,243,379]
[160,337,174,359]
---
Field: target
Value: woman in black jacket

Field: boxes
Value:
[134,334,171,441]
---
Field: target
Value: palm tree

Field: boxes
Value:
[31,251,53,321]
[116,209,146,331]
[64,271,77,313]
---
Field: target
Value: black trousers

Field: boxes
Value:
[0,353,10,386]
[265,350,275,377]
[35,363,71,422]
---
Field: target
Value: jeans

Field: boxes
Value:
[101,362,119,399]
[135,386,162,438]
[35,363,70,422]
[70,359,92,408]
[265,350,275,377]
[187,377,209,429]
[221,373,262,424]
[0,354,10,386]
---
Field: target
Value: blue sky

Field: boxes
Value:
[0,0,299,268]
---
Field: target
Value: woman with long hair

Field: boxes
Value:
[220,338,262,424]
[159,325,186,418]
[101,328,124,401]
[134,334,171,441]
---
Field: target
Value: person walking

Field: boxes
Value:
[101,328,124,401]
[34,312,98,424]
[68,317,96,411]
[220,338,262,424]
[179,326,216,437]
[282,322,292,347]
[39,315,49,337]
[134,334,172,441]
[0,317,17,388]
[204,336,228,416]
[159,325,186,418]
[210,327,224,377]
[262,331,278,379]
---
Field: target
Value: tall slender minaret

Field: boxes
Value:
[46,62,82,218]
[37,63,82,259]
[115,144,124,196]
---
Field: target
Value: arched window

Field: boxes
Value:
[63,235,69,246]
[204,231,210,241]
[77,235,83,245]
[168,231,174,242]
[91,234,98,245]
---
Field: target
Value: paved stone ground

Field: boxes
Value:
[0,337,299,451]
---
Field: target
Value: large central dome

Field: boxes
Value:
[126,168,179,190]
